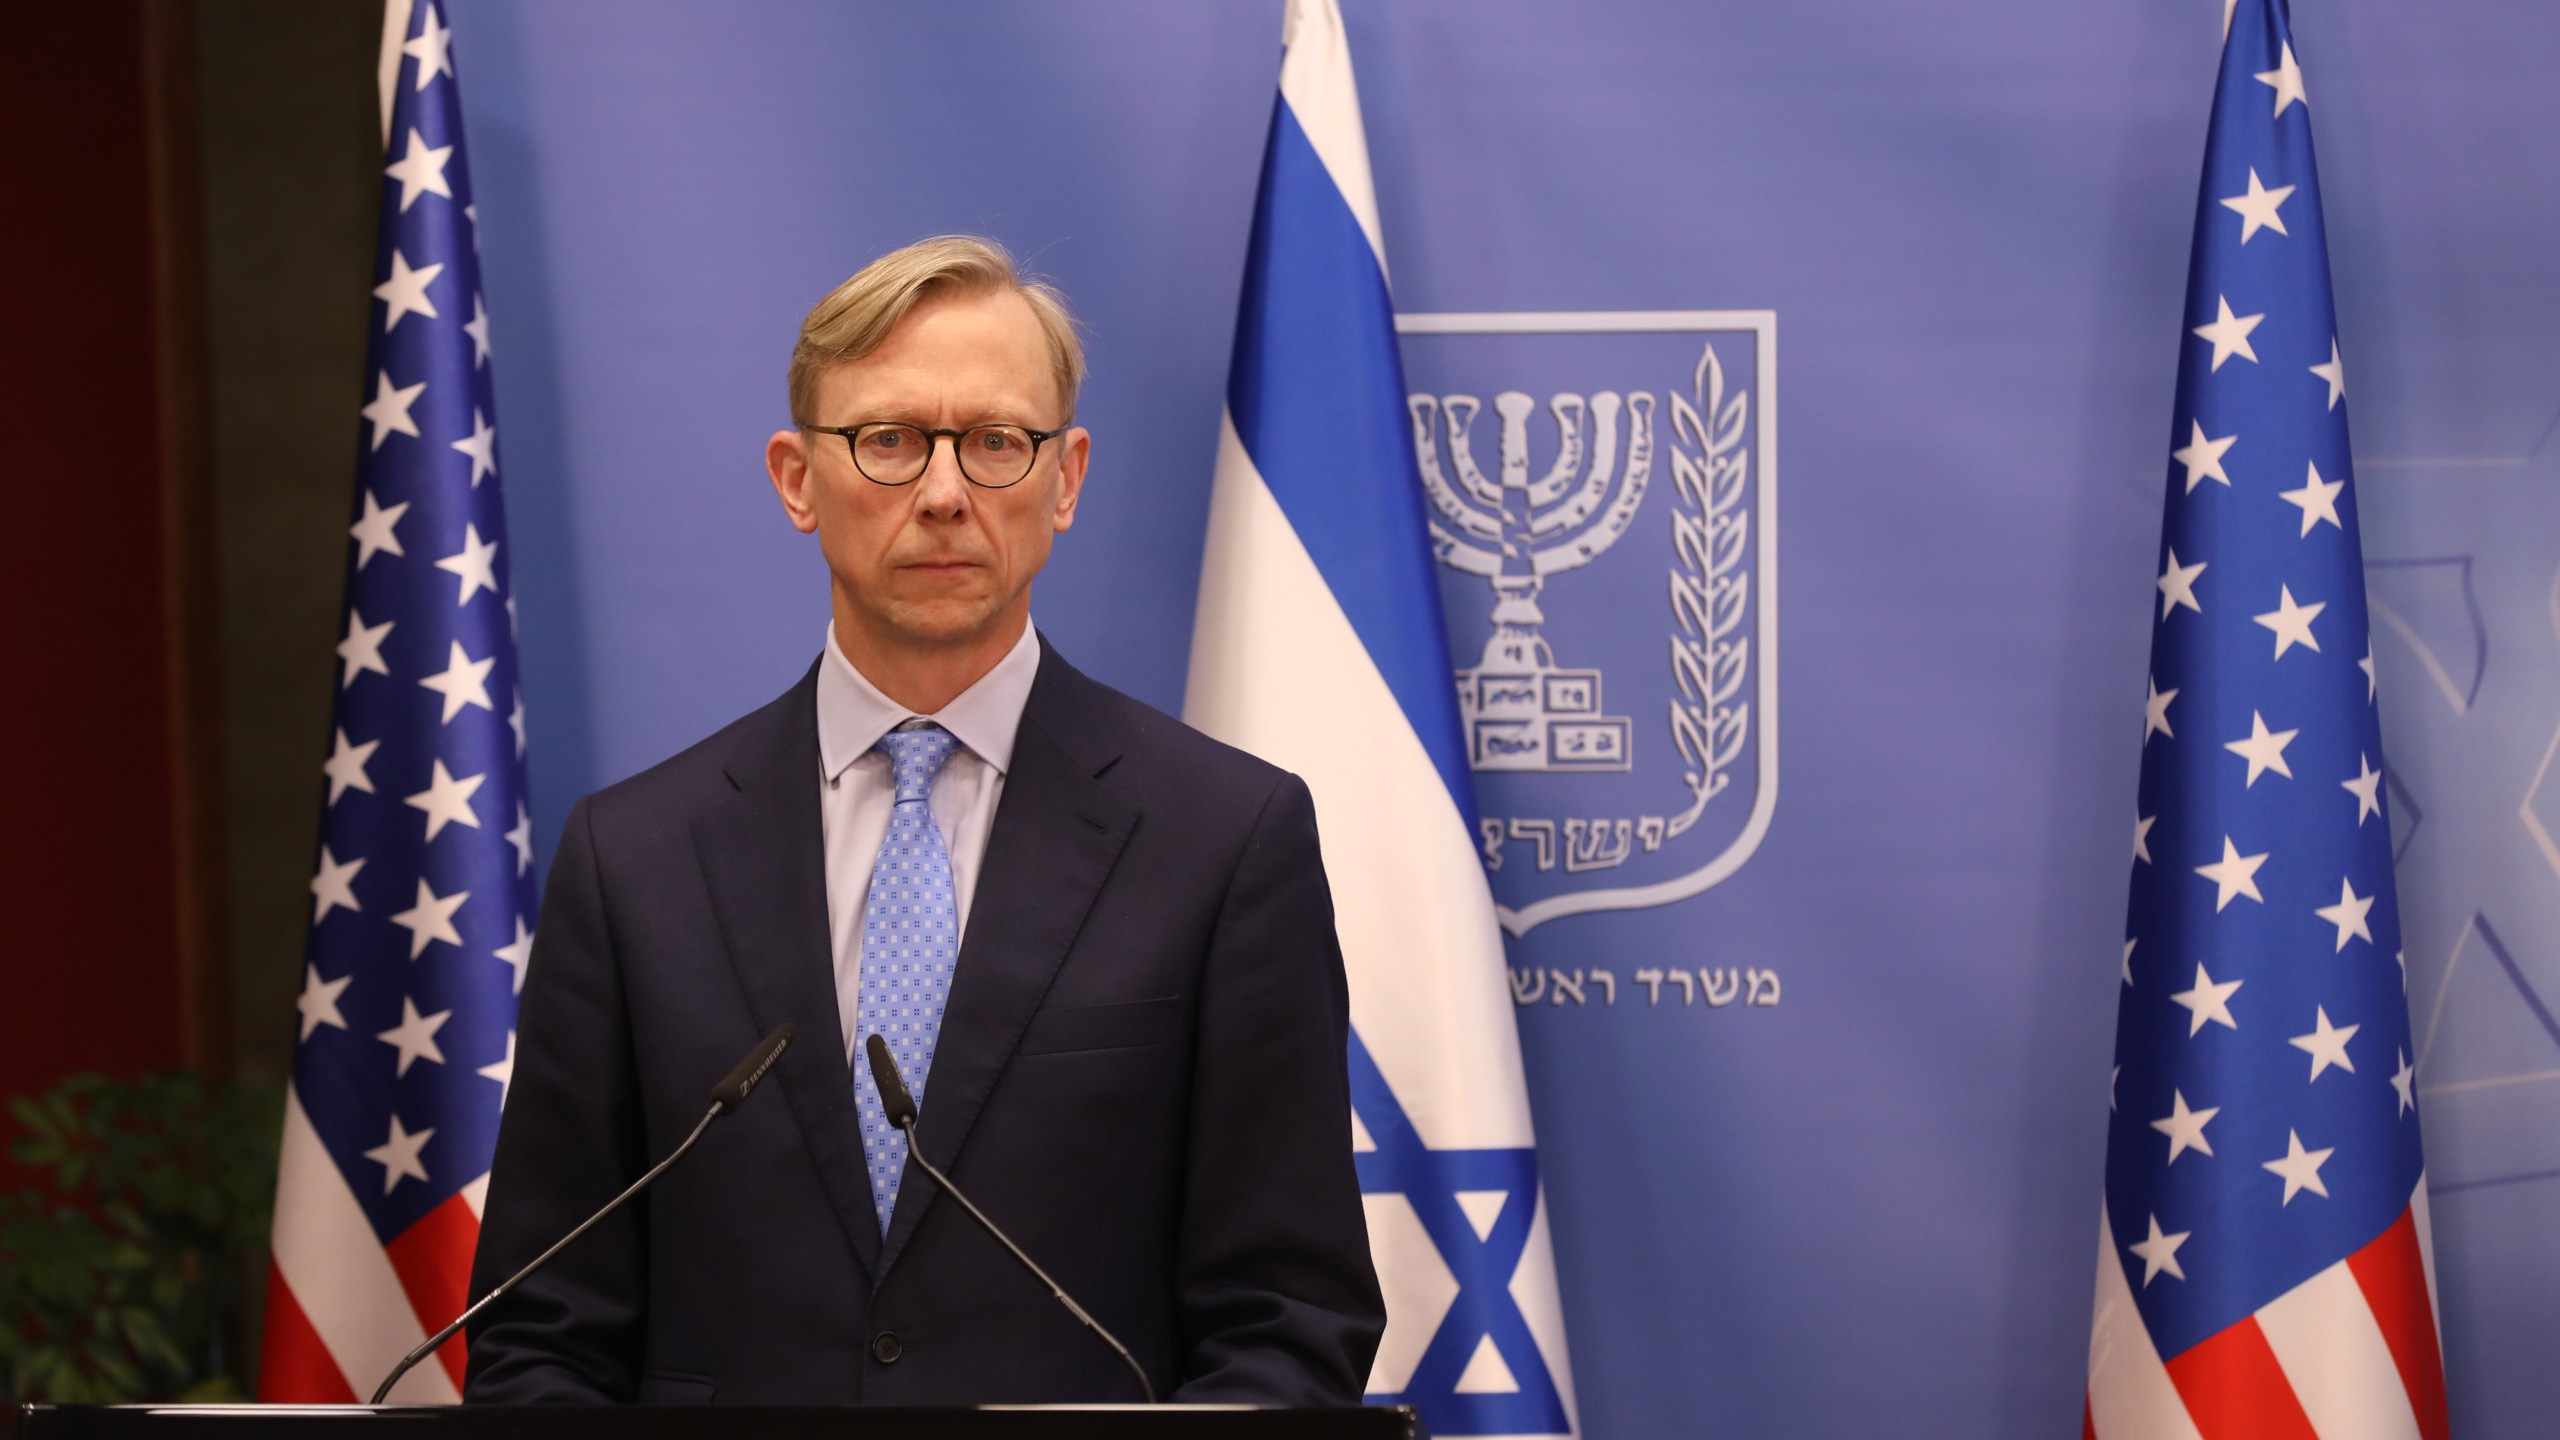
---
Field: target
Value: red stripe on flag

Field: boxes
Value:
[2082,1393,2097,1440]
[383,1193,482,1392]
[2162,1315,2319,1440]
[2347,1207,2451,1440]
[255,1258,358,1403]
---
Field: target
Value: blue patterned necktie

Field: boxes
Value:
[854,722,963,1233]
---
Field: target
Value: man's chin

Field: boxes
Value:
[881,601,1011,648]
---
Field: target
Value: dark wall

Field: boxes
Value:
[0,2,198,1101]
[192,0,382,1088]
[0,0,380,1102]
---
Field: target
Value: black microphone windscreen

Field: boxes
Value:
[710,1024,795,1114]
[865,1033,919,1127]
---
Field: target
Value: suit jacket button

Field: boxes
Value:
[871,1331,904,1365]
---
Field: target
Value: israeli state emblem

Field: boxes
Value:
[1397,311,1778,934]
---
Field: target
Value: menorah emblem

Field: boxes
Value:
[1412,386,1656,771]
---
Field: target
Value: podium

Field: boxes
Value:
[16,1407,1421,1439]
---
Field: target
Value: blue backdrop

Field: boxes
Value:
[440,2,2560,1434]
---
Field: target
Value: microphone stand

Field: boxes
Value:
[369,1101,722,1404]
[890,1109,1159,1405]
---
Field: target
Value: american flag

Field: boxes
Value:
[257,0,529,1404]
[2084,3,2450,1437]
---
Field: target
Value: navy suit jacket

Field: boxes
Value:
[464,638,1384,1404]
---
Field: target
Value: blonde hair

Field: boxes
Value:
[787,234,1085,426]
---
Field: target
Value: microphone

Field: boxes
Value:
[864,1033,1156,1405]
[368,1023,796,1405]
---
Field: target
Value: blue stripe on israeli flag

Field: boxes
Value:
[1184,2,1577,1433]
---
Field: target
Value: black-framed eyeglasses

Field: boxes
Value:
[801,420,1067,490]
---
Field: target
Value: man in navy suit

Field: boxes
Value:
[465,236,1384,1405]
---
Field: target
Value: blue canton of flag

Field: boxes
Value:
[260,1,532,1405]
[1185,1,1576,1434]
[2085,4,2449,1437]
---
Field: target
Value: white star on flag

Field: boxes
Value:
[2255,41,2308,118]
[2158,549,2207,618]
[508,694,529,757]
[2311,337,2346,409]
[2262,1128,2334,1204]
[464,293,492,366]
[2391,1050,2415,1116]
[492,916,534,995]
[451,409,498,486]
[2172,421,2236,492]
[337,609,394,687]
[2134,816,2156,864]
[401,3,453,91]
[389,877,469,958]
[363,1115,435,1194]
[376,996,453,1076]
[2193,295,2265,371]
[2145,677,2179,740]
[349,490,409,568]
[2278,460,2345,536]
[361,370,427,451]
[2128,1213,2192,1286]
[372,250,443,332]
[296,964,352,1042]
[404,759,486,840]
[2223,710,2299,787]
[2359,644,2377,700]
[2195,837,2270,911]
[310,846,365,923]
[2219,168,2294,242]
[437,523,502,606]
[322,728,379,804]
[505,802,535,875]
[2170,961,2244,1035]
[418,640,497,722]
[478,1031,517,1103]
[2253,584,2324,659]
[2343,753,2383,824]
[2151,1089,2220,1163]
[383,126,454,212]
[2288,1006,2359,1081]
[2314,876,2375,951]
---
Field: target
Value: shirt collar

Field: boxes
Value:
[816,620,1041,784]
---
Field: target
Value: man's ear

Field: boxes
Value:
[767,429,820,534]
[1050,426,1090,534]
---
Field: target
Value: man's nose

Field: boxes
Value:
[913,437,972,516]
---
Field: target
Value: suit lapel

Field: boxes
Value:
[878,644,1138,1274]
[692,664,887,1279]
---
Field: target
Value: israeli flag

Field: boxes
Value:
[1183,2,1576,1433]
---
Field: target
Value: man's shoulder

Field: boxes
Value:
[576,663,817,835]
[1028,643,1295,807]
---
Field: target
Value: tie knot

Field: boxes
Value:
[873,724,960,805]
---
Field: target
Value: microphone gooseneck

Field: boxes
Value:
[368,1023,797,1405]
[864,1033,1157,1406]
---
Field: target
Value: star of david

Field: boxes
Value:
[1348,1034,1569,1436]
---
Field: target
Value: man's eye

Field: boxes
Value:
[975,430,1018,454]
[862,429,910,451]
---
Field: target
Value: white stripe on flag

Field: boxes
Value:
[1276,0,1385,269]
[2086,1203,2204,1440]
[271,1084,458,1404]
[1185,413,1534,1152]
[2256,1261,2425,1440]
[2409,1174,2440,1331]
[375,0,415,147]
